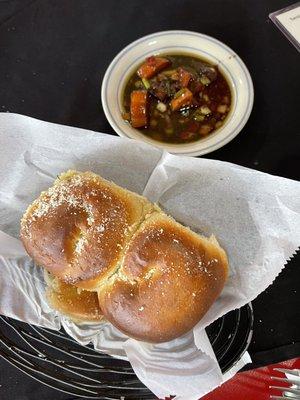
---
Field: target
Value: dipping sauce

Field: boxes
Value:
[122,54,232,144]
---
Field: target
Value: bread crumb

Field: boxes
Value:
[87,216,95,226]
[75,236,87,255]
[96,225,105,233]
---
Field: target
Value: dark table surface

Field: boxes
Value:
[0,0,299,399]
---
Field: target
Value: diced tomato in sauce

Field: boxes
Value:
[130,90,148,128]
[137,57,171,79]
[178,68,192,88]
[170,88,193,111]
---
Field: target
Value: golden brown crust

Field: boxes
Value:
[21,170,153,290]
[45,273,103,323]
[98,213,228,342]
[21,170,229,342]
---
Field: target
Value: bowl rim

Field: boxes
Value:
[101,30,254,156]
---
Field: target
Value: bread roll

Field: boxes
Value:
[44,272,103,323]
[21,170,228,343]
[98,212,228,342]
[21,170,154,290]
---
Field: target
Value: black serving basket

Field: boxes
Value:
[0,304,253,399]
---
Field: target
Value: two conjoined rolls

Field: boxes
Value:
[20,170,228,343]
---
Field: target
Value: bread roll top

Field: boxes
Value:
[98,212,228,342]
[21,170,228,342]
[21,170,154,290]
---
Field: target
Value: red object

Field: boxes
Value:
[178,67,192,87]
[130,90,148,128]
[170,88,193,111]
[158,358,300,399]
[137,56,170,79]
[202,358,300,400]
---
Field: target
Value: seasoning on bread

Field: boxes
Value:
[21,170,228,342]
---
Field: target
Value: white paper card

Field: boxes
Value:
[270,2,300,51]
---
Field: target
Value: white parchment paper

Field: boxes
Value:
[0,113,299,399]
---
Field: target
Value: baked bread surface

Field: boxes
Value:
[98,212,228,342]
[45,272,103,323]
[21,170,228,342]
[21,170,153,290]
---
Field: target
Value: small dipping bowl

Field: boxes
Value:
[101,30,254,156]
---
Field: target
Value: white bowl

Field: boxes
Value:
[101,30,254,156]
